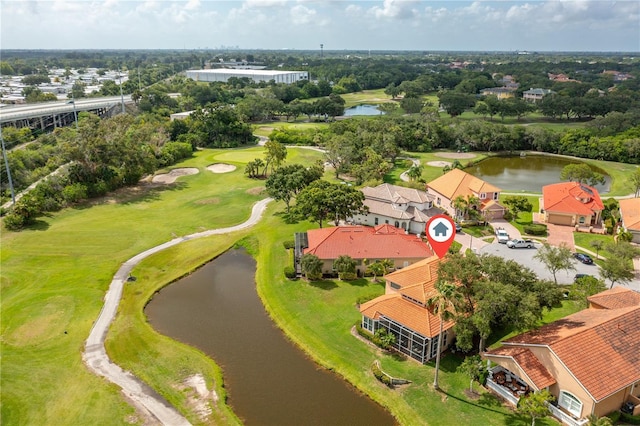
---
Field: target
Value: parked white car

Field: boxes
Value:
[495,228,510,244]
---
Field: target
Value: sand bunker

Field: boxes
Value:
[207,163,237,173]
[435,152,476,159]
[427,161,452,167]
[152,168,199,184]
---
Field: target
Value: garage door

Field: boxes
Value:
[548,214,572,226]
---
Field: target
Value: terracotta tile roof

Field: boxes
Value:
[426,169,501,203]
[588,287,640,310]
[304,225,433,260]
[501,300,640,401]
[359,293,455,338]
[384,255,442,304]
[619,198,640,231]
[542,182,604,216]
[360,256,456,338]
[486,347,556,390]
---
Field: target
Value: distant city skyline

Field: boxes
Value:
[1,0,639,52]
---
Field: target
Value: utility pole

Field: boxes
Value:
[0,128,16,205]
[320,43,324,58]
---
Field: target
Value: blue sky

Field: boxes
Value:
[1,0,639,51]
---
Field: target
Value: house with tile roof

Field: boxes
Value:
[350,183,440,234]
[484,287,640,425]
[619,198,640,243]
[425,168,505,220]
[541,182,604,227]
[298,225,433,276]
[359,256,456,363]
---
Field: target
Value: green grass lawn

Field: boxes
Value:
[0,148,281,424]
[251,207,563,425]
[338,89,394,108]
[1,144,613,425]
[252,121,330,138]
[573,233,615,254]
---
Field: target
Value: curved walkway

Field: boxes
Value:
[398,156,420,182]
[83,197,273,425]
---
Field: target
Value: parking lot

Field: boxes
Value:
[478,241,600,285]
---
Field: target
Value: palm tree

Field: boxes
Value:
[428,280,459,390]
[367,261,386,282]
[334,255,357,280]
[407,164,423,182]
[452,194,480,222]
[301,253,323,281]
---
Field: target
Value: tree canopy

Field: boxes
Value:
[437,253,563,352]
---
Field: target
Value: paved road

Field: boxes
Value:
[479,241,606,286]
[83,198,273,425]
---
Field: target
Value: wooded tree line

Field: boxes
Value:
[268,113,640,165]
[2,113,192,230]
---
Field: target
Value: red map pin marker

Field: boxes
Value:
[426,214,456,258]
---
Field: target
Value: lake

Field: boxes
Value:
[145,249,396,426]
[343,104,383,116]
[465,155,611,193]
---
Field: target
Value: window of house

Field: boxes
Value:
[479,193,486,199]
[390,282,401,290]
[430,339,438,358]
[579,216,586,224]
[437,197,441,205]
[442,331,447,348]
[558,391,583,417]
[493,193,499,200]
[374,217,379,225]
[385,220,389,224]
[362,316,375,333]
[395,221,400,228]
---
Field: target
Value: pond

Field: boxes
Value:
[145,249,396,426]
[343,104,384,116]
[464,155,611,193]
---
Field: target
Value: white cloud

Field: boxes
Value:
[0,0,637,51]
[290,4,316,25]
[184,0,201,11]
[243,0,288,9]
[370,0,419,20]
[345,4,361,16]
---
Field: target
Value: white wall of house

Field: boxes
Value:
[351,213,423,234]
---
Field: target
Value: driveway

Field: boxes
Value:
[546,223,575,250]
[488,219,521,240]
[455,231,489,253]
[479,241,599,285]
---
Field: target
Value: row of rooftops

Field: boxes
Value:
[1,68,127,103]
[487,287,640,402]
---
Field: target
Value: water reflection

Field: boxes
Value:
[465,156,611,193]
[145,249,396,426]
[343,104,383,116]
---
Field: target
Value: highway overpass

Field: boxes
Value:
[0,95,133,132]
